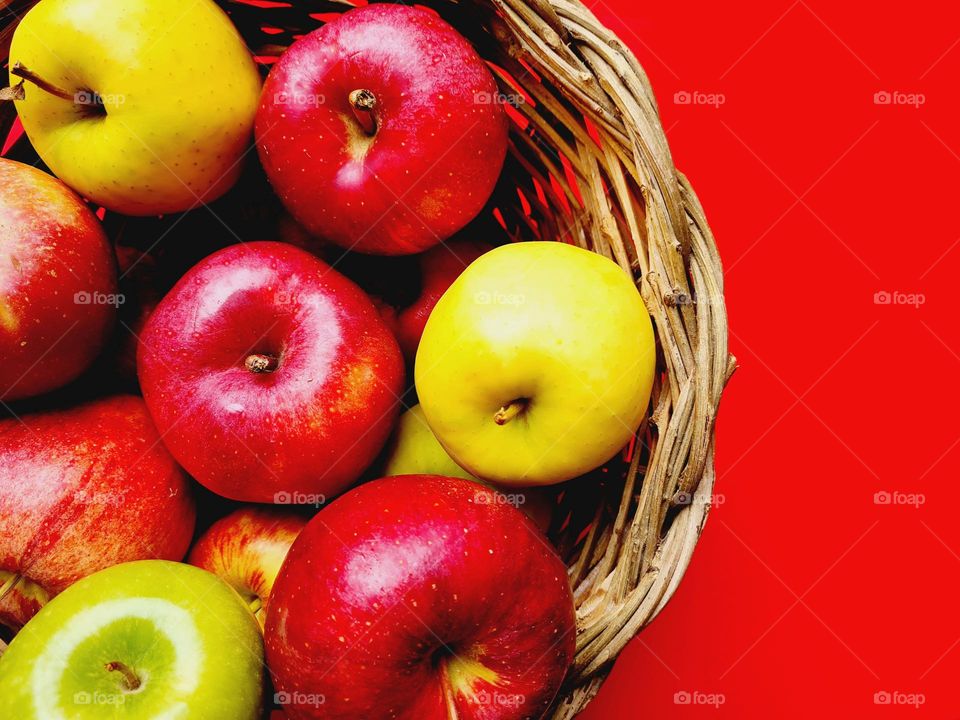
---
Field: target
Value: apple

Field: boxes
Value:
[416,241,656,486]
[256,4,509,255]
[383,405,557,533]
[188,507,307,629]
[0,395,195,631]
[0,560,264,719]
[138,241,405,503]
[265,474,575,720]
[382,404,476,482]
[394,239,493,361]
[0,158,117,401]
[8,0,262,215]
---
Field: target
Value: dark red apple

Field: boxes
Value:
[395,239,492,360]
[188,507,308,629]
[0,158,117,400]
[138,241,405,503]
[0,395,195,631]
[265,475,575,720]
[256,4,508,255]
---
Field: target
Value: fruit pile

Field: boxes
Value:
[0,2,657,718]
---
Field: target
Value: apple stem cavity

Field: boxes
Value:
[105,661,142,691]
[348,89,378,136]
[245,353,279,374]
[494,399,528,425]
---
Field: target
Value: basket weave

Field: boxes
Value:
[1,0,734,716]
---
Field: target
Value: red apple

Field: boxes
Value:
[395,239,493,361]
[0,395,195,631]
[138,241,405,503]
[0,158,117,400]
[188,507,307,629]
[256,4,509,255]
[265,475,575,720]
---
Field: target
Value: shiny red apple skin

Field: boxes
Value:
[0,395,195,631]
[265,475,575,720]
[256,5,509,255]
[395,240,492,360]
[138,241,405,503]
[188,507,307,629]
[0,158,117,400]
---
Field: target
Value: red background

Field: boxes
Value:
[580,0,960,717]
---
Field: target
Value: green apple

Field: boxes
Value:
[0,560,263,719]
[383,404,476,481]
[8,0,262,215]
[415,241,656,486]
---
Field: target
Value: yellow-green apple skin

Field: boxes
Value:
[9,0,262,215]
[384,404,558,532]
[415,241,656,486]
[0,560,264,720]
[383,404,476,481]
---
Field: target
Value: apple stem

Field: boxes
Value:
[348,89,378,136]
[9,63,76,102]
[0,574,22,603]
[105,661,141,691]
[248,596,263,614]
[245,353,279,373]
[494,399,527,425]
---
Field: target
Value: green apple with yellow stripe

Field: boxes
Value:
[0,560,263,719]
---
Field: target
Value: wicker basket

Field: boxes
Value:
[0,0,734,716]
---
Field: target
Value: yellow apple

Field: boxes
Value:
[8,0,261,215]
[415,241,656,486]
